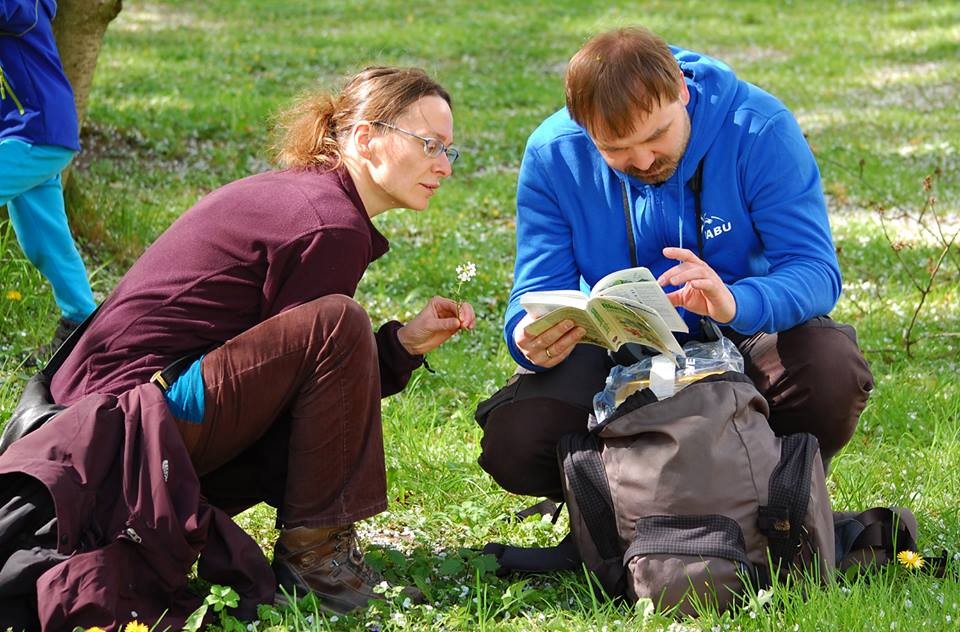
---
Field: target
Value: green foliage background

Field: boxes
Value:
[1,1,959,629]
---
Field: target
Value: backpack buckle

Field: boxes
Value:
[758,505,793,539]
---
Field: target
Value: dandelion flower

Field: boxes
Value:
[5,290,22,301]
[897,550,925,570]
[85,628,108,632]
[124,622,149,632]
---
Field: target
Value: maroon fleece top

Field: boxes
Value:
[51,166,422,403]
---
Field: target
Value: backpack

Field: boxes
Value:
[557,371,835,614]
[484,370,945,612]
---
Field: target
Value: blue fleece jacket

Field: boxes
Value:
[1,0,79,150]
[505,47,841,370]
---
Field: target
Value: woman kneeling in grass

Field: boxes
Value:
[50,66,474,613]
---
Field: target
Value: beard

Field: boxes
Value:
[626,156,680,185]
[626,111,692,185]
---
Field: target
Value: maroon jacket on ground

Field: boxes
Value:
[0,384,275,630]
[51,166,422,404]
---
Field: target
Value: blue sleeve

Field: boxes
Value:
[726,110,842,333]
[0,0,43,34]
[505,140,582,371]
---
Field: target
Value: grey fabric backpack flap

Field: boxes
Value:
[558,371,835,615]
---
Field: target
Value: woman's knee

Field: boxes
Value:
[303,295,375,351]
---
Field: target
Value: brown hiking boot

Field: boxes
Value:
[272,524,422,613]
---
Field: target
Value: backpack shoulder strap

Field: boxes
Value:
[757,433,818,574]
[559,432,621,561]
[482,533,581,576]
[834,507,917,562]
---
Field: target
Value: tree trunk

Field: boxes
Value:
[52,0,123,130]
[52,0,122,190]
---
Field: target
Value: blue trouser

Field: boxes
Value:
[0,138,96,322]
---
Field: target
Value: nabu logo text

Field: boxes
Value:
[702,214,732,240]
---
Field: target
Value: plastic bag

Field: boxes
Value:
[591,336,745,426]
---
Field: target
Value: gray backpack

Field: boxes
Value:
[557,371,835,613]
[484,371,939,612]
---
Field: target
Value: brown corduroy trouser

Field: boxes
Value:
[174,295,388,528]
[476,316,874,500]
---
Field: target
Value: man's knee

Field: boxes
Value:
[775,322,874,457]
[478,403,547,496]
[477,394,594,498]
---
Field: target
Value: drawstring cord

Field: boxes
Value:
[0,64,26,115]
[678,158,687,250]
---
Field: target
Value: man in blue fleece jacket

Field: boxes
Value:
[476,26,873,499]
[1,0,97,347]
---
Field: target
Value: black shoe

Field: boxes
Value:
[50,317,82,353]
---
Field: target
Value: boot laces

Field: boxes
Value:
[334,527,382,584]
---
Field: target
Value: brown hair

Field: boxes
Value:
[565,27,681,140]
[272,66,452,169]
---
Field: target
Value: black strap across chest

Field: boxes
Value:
[618,158,706,265]
[618,158,717,342]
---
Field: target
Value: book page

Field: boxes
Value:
[592,266,656,295]
[519,290,588,318]
[596,281,689,332]
[522,306,610,348]
[590,297,685,356]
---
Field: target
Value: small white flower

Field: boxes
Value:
[456,261,477,283]
[756,588,774,607]
[905,598,912,609]
[402,597,412,609]
[330,616,339,623]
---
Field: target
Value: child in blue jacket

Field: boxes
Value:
[1,0,96,346]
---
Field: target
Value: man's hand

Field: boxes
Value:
[514,313,585,368]
[658,247,737,324]
[397,296,476,356]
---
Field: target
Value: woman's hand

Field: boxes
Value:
[397,296,475,356]
[513,312,585,368]
[658,247,737,324]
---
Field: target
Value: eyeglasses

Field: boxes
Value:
[372,121,460,165]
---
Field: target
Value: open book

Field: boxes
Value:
[520,267,689,357]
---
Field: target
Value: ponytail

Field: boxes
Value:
[271,66,451,171]
[272,92,344,169]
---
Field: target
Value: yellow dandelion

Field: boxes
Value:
[5,289,22,301]
[85,628,108,632]
[124,622,149,632]
[897,550,925,570]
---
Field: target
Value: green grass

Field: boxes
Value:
[1,0,959,629]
